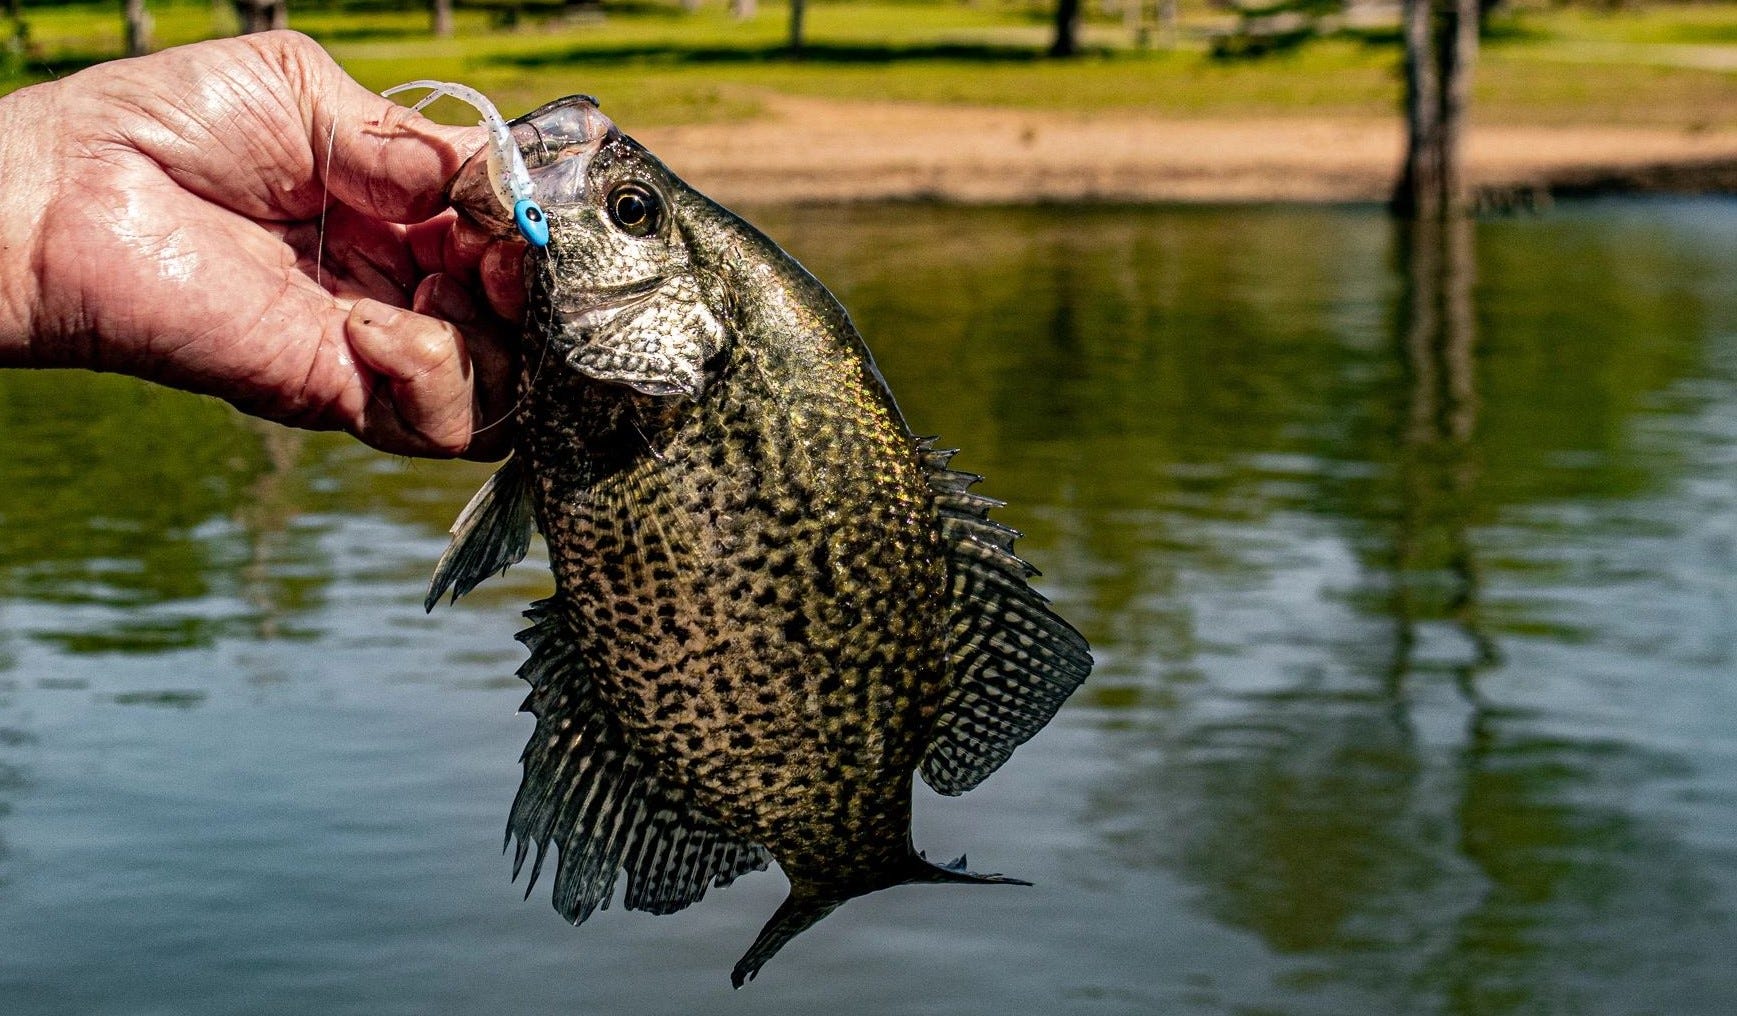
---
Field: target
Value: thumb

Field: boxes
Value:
[281,34,487,223]
[345,297,478,458]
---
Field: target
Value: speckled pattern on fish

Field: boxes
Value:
[426,94,1092,987]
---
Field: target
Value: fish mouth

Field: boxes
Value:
[446,94,617,235]
[560,274,669,328]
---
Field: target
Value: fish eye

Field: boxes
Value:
[607,182,663,238]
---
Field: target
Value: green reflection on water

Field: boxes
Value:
[0,201,1734,1013]
[764,202,1737,1011]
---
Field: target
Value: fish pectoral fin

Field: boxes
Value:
[564,277,726,400]
[507,600,770,925]
[915,438,1094,796]
[425,455,536,611]
[732,893,842,989]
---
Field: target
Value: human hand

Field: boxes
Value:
[0,31,527,459]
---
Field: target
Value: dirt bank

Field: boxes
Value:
[636,95,1737,204]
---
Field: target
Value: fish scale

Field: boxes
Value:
[518,349,943,862]
[426,93,1092,986]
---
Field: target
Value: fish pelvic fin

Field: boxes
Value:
[732,892,842,989]
[425,455,536,611]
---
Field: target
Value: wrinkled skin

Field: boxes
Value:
[0,32,524,458]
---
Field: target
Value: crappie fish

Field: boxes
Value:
[428,95,1092,986]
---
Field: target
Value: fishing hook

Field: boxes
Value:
[382,80,550,248]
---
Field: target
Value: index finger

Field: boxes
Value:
[297,47,486,223]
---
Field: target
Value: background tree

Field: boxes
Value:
[233,0,288,33]
[1393,0,1479,217]
[123,0,151,56]
[789,0,805,55]
[430,0,453,37]
[1051,0,1081,57]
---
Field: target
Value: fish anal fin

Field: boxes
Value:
[425,456,536,611]
[917,440,1093,796]
[506,600,769,926]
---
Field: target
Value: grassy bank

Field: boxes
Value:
[2,1,1730,130]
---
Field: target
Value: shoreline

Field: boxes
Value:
[636,96,1737,206]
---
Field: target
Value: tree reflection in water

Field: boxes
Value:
[0,204,1733,1012]
[1066,210,1737,1012]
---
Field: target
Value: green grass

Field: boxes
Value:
[1,0,1731,128]
[1531,6,1737,46]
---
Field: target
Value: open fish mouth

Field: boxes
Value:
[565,273,668,311]
[562,274,670,329]
[446,94,617,236]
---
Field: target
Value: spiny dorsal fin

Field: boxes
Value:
[915,438,1093,796]
[425,456,536,611]
[506,600,770,924]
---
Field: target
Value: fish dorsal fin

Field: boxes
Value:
[917,438,1093,796]
[425,456,536,611]
[506,600,771,924]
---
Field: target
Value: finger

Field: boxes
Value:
[276,32,486,223]
[404,210,459,276]
[286,204,420,304]
[442,214,496,284]
[345,297,476,457]
[480,242,527,322]
[414,274,519,461]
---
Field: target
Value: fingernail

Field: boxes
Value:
[352,298,400,330]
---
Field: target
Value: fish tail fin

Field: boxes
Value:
[731,892,841,989]
[906,851,1034,887]
[731,854,1028,986]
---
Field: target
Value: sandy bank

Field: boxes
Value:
[636,95,1737,205]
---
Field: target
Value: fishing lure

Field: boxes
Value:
[382,80,550,248]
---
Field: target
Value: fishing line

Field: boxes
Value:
[365,81,563,445]
[316,112,403,431]
[468,266,556,439]
[314,113,336,290]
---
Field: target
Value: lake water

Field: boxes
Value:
[1,201,1735,1015]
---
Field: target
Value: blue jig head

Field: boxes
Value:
[383,80,550,249]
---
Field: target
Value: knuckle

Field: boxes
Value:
[406,325,459,378]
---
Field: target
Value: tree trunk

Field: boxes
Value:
[730,0,756,18]
[233,0,288,33]
[1395,0,1443,218]
[1050,0,1081,57]
[430,0,453,37]
[123,0,152,56]
[787,0,804,57]
[6,0,29,66]
[1157,0,1177,49]
[1440,0,1479,208]
[1393,0,1479,218]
